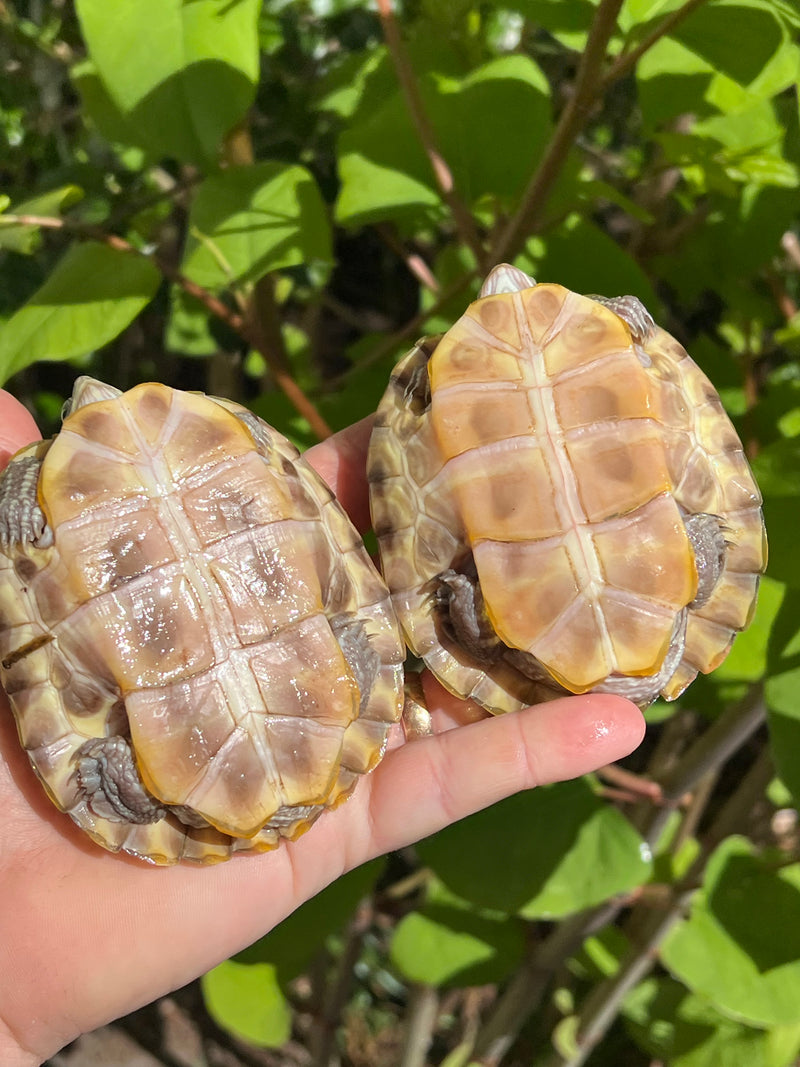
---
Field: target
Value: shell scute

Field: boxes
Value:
[565,421,674,522]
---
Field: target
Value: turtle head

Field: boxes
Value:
[62,377,123,421]
[479,263,537,298]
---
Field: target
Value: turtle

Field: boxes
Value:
[368,263,767,713]
[0,377,405,864]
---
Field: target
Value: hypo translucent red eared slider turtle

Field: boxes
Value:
[368,264,767,712]
[0,378,404,864]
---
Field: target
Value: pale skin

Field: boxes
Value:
[0,389,645,1066]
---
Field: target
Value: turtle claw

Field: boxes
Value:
[0,452,53,550]
[401,673,433,739]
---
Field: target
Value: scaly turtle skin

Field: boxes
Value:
[368,264,766,712]
[0,378,404,864]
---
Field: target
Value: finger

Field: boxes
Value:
[354,693,645,859]
[0,390,40,466]
[305,415,374,533]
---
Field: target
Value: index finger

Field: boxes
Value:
[0,389,40,466]
[304,415,375,534]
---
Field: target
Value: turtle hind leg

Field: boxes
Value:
[75,736,166,824]
[435,565,504,667]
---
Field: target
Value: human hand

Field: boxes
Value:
[0,388,645,1066]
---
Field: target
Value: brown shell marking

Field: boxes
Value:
[1,383,404,863]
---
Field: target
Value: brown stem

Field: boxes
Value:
[596,764,664,804]
[308,899,373,1067]
[490,0,625,265]
[334,268,478,385]
[542,743,774,1067]
[600,0,711,91]
[0,213,332,439]
[400,985,440,1067]
[376,0,486,267]
[646,685,766,849]
[376,224,440,291]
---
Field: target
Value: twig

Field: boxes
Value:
[0,213,332,438]
[490,0,626,265]
[468,904,620,1066]
[376,0,486,268]
[645,685,766,848]
[333,269,478,385]
[467,687,766,1064]
[542,742,774,1067]
[599,0,711,90]
[399,985,440,1067]
[376,224,440,291]
[595,764,663,804]
[783,231,800,270]
[308,899,373,1067]
[541,891,693,1067]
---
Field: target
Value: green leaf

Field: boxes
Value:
[71,59,149,158]
[522,215,659,308]
[237,860,384,984]
[662,837,800,1026]
[636,37,716,130]
[390,882,525,988]
[752,437,800,497]
[417,779,652,918]
[201,960,291,1048]
[623,975,800,1067]
[0,185,84,254]
[164,286,218,357]
[181,163,332,290]
[74,0,260,165]
[765,584,800,802]
[336,55,551,227]
[672,0,788,89]
[0,242,160,384]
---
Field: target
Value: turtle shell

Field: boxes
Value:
[0,378,404,864]
[368,265,766,712]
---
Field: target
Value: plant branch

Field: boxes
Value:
[0,213,332,439]
[334,268,479,386]
[469,903,621,1066]
[399,984,440,1067]
[489,0,625,266]
[376,0,486,268]
[466,687,766,1065]
[645,685,767,849]
[542,742,774,1067]
[599,0,710,91]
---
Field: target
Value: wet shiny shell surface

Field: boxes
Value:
[369,280,766,712]
[0,383,404,864]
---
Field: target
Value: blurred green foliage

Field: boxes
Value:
[2,0,799,1064]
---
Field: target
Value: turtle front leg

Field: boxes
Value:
[0,448,53,550]
[590,294,656,344]
[75,736,166,824]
